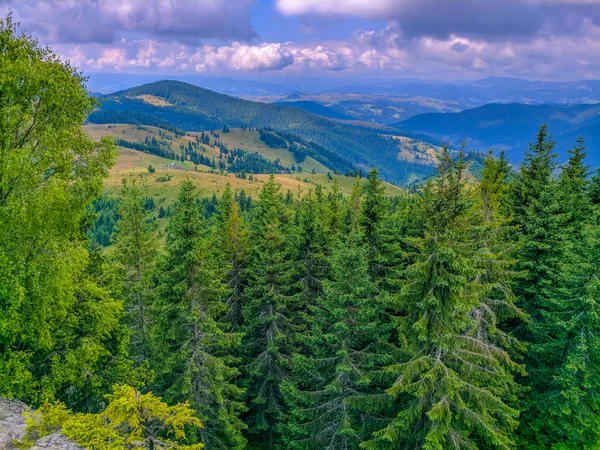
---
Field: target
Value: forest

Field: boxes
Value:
[2,14,600,450]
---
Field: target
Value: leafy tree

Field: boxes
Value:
[365,150,521,450]
[0,14,135,409]
[112,180,159,365]
[21,385,203,449]
[155,180,246,449]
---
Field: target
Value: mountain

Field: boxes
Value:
[394,102,600,164]
[275,100,353,120]
[89,80,439,184]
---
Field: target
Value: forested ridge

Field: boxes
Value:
[88,80,435,185]
[4,15,600,450]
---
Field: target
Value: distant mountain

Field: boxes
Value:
[276,100,352,120]
[329,77,600,105]
[90,80,437,184]
[275,94,463,124]
[394,103,600,164]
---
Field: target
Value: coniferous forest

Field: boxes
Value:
[3,15,600,450]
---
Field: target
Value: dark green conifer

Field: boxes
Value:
[155,180,246,449]
[365,149,521,450]
[242,175,299,449]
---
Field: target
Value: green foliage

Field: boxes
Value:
[364,149,521,450]
[112,180,159,365]
[283,231,392,449]
[241,175,299,448]
[21,385,203,449]
[0,14,135,409]
[154,180,246,449]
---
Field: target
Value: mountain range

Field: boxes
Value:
[394,102,600,164]
[89,80,441,184]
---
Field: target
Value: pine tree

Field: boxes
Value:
[294,191,331,312]
[112,180,158,364]
[242,175,298,449]
[155,180,246,449]
[364,149,521,450]
[216,185,250,332]
[515,134,600,448]
[283,229,391,450]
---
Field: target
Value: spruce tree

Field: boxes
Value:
[515,133,600,448]
[216,184,250,332]
[283,229,391,450]
[112,180,158,364]
[364,149,521,450]
[155,180,246,449]
[242,175,298,449]
[294,191,331,312]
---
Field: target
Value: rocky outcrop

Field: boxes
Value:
[0,398,81,450]
[0,397,28,449]
[30,434,80,450]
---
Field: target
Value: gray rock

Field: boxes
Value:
[30,433,81,450]
[0,397,28,449]
[0,398,82,450]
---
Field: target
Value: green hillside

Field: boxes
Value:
[89,80,437,184]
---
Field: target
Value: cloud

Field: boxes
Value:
[52,20,600,80]
[275,0,600,41]
[1,0,256,44]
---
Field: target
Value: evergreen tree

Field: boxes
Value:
[294,191,331,313]
[155,180,246,449]
[283,229,391,449]
[112,180,158,364]
[216,185,250,332]
[242,175,298,449]
[365,149,521,450]
[515,133,600,448]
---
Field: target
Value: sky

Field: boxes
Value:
[3,0,600,82]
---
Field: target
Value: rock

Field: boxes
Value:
[0,397,28,449]
[30,434,81,450]
[0,398,82,450]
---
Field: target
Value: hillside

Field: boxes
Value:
[89,80,438,184]
[394,103,600,164]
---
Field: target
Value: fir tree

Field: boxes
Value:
[112,180,158,364]
[155,180,246,449]
[242,175,298,449]
[216,185,250,332]
[515,134,600,448]
[283,230,391,450]
[365,149,521,450]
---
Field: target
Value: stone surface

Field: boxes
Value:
[0,397,28,450]
[0,398,81,450]
[30,433,81,450]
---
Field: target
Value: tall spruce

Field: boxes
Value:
[283,229,391,449]
[112,180,158,364]
[514,132,600,448]
[364,149,521,450]
[155,180,246,449]
[216,184,250,332]
[294,191,331,313]
[242,175,298,449]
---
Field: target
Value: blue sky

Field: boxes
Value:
[3,0,600,82]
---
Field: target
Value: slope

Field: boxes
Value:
[88,80,436,184]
